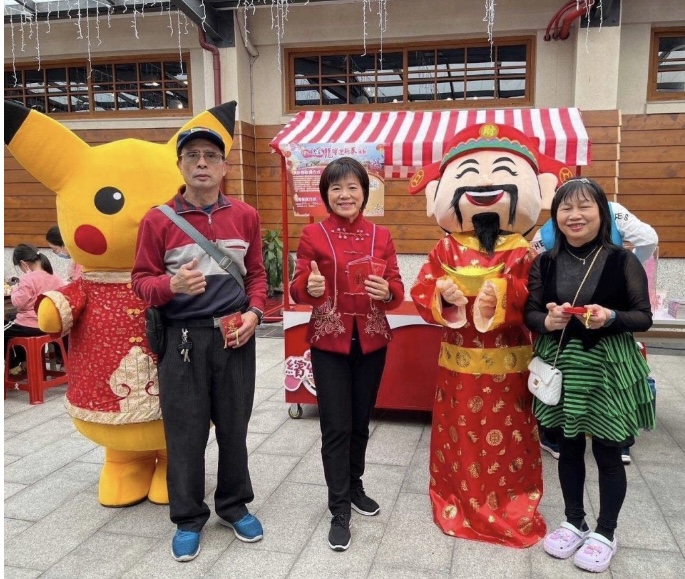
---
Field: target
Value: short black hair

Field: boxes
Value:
[46,225,64,247]
[318,157,370,213]
[549,177,615,258]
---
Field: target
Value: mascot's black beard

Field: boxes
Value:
[472,213,501,256]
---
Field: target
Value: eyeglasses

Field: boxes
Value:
[179,151,225,165]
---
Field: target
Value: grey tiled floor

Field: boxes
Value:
[4,334,685,578]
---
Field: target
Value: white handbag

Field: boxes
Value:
[528,247,603,407]
[527,356,563,405]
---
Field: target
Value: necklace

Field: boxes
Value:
[565,245,599,266]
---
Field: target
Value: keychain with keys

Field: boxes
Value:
[178,328,193,362]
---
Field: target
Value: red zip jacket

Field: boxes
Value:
[290,212,404,354]
[131,187,267,320]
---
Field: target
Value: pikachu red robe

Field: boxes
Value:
[411,232,545,547]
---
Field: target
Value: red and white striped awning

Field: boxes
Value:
[270,108,591,179]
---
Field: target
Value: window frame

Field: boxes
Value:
[4,54,192,117]
[647,27,685,102]
[285,36,535,112]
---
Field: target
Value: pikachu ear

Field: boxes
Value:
[169,101,237,155]
[5,101,89,192]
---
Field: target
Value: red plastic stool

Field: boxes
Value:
[4,334,69,404]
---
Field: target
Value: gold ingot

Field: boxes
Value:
[486,429,504,446]
[442,504,458,520]
[518,517,534,535]
[441,262,504,296]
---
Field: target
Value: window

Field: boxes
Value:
[4,56,191,115]
[287,37,533,111]
[648,28,685,101]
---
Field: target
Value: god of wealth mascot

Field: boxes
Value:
[4,100,236,507]
[409,123,568,548]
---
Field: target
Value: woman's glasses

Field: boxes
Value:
[179,151,224,165]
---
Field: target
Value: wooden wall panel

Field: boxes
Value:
[16,110,684,258]
[618,114,685,258]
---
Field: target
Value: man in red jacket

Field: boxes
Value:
[132,127,267,562]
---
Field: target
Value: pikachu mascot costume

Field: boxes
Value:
[4,100,236,507]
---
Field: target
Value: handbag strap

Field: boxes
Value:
[551,246,602,368]
[157,204,245,290]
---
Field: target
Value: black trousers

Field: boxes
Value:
[4,323,47,365]
[559,434,626,533]
[158,325,256,532]
[311,336,387,516]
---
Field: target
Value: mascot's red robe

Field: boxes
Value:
[412,232,545,547]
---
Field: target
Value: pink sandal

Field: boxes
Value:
[543,522,591,559]
[573,532,618,573]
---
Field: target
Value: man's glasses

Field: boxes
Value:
[179,151,225,165]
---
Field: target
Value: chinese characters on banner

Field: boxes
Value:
[284,143,385,217]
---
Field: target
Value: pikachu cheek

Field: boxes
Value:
[74,224,107,256]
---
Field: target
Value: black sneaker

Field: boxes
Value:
[350,487,380,516]
[328,513,351,551]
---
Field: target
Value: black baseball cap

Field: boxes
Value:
[176,127,225,155]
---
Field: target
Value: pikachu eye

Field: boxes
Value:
[94,186,125,215]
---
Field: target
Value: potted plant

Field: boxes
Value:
[261,229,295,297]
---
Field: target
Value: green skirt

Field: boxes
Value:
[532,332,655,443]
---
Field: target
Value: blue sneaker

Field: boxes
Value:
[539,432,560,460]
[171,529,201,562]
[220,513,263,542]
[621,447,631,465]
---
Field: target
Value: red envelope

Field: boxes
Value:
[347,260,372,293]
[370,256,387,277]
[219,312,243,347]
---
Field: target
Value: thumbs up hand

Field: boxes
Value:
[307,260,326,298]
[170,257,207,295]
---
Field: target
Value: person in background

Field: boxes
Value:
[4,244,65,374]
[525,178,654,573]
[131,127,267,563]
[531,200,658,464]
[290,157,404,552]
[46,225,82,282]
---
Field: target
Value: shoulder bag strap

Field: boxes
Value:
[157,204,245,290]
[551,246,603,368]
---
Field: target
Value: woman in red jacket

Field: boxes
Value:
[290,157,404,551]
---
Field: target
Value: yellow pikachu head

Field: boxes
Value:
[4,101,236,271]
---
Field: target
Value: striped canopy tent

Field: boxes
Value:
[270,108,592,178]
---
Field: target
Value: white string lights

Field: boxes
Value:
[483,0,496,60]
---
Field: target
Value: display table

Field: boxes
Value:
[283,300,442,417]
